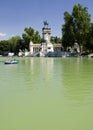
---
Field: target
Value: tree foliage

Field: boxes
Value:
[62,3,91,51]
[0,36,23,55]
[51,36,62,44]
[85,23,93,52]
[62,12,74,49]
[0,27,41,55]
[8,36,23,54]
[22,27,41,50]
[0,40,9,55]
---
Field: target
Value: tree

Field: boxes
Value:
[51,36,62,44]
[62,12,75,50]
[8,36,22,54]
[0,40,9,55]
[62,4,91,52]
[85,23,93,52]
[34,31,41,43]
[72,4,91,50]
[22,27,41,50]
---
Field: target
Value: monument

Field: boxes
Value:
[19,21,61,57]
[40,21,54,56]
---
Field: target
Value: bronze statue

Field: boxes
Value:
[44,21,49,27]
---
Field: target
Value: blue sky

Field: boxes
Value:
[0,0,93,40]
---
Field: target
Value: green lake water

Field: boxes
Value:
[0,57,93,130]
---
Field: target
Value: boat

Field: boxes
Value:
[4,60,18,64]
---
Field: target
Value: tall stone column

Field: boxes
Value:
[29,41,33,54]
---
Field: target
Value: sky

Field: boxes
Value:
[0,0,93,40]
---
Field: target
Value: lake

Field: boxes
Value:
[0,57,93,130]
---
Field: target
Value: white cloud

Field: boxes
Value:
[0,33,7,37]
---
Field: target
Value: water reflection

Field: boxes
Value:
[1,57,93,130]
[16,58,56,91]
[17,57,93,105]
[61,58,93,104]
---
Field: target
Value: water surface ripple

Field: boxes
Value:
[0,57,93,130]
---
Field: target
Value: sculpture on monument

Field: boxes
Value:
[39,21,54,56]
[44,21,49,28]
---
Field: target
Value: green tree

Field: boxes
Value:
[51,36,62,44]
[8,36,22,54]
[62,4,91,51]
[85,23,93,52]
[22,27,41,50]
[62,12,75,50]
[72,4,91,50]
[0,40,9,55]
[34,31,41,43]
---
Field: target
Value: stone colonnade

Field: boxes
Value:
[31,44,62,53]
